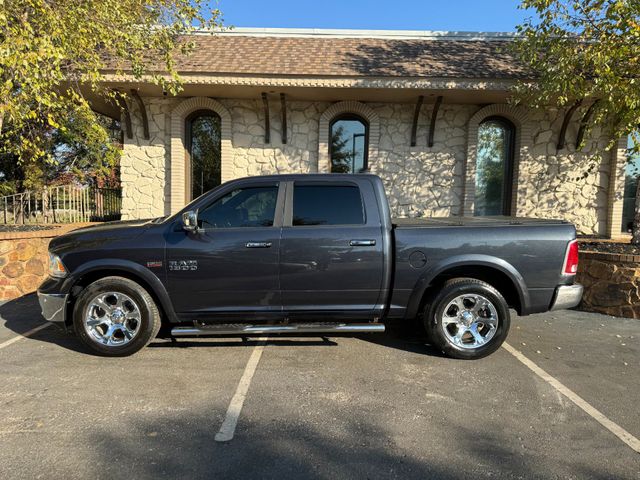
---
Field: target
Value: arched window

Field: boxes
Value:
[622,133,640,232]
[474,117,516,216]
[186,110,222,200]
[329,114,369,174]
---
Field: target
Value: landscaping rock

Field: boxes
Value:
[25,258,45,276]
[2,262,24,279]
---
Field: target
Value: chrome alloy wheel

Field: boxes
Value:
[84,292,141,347]
[440,294,499,349]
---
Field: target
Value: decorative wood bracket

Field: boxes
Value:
[130,89,149,140]
[280,93,287,144]
[428,96,443,148]
[556,99,582,151]
[261,93,270,144]
[114,93,132,140]
[575,100,599,150]
[410,95,424,147]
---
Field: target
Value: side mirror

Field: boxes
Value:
[182,210,199,233]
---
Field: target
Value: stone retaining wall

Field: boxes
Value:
[0,224,91,300]
[577,250,640,318]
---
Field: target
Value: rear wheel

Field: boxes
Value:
[424,278,510,360]
[72,276,161,357]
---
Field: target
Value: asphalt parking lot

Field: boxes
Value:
[0,294,638,479]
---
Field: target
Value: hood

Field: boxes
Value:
[48,218,158,253]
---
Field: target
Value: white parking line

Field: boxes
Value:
[503,342,640,454]
[0,322,53,350]
[215,338,267,442]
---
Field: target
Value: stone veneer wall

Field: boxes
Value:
[518,109,610,234]
[0,225,92,300]
[122,96,613,234]
[577,250,640,318]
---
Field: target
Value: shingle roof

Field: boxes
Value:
[159,32,527,80]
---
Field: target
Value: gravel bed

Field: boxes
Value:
[579,241,640,255]
[0,224,60,233]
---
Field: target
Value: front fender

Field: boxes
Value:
[405,254,530,320]
[62,259,178,324]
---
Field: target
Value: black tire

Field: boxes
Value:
[423,278,510,360]
[72,276,161,357]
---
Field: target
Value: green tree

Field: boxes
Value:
[0,0,222,183]
[512,0,640,240]
[330,126,354,173]
[0,110,121,193]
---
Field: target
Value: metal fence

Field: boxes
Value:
[0,185,121,224]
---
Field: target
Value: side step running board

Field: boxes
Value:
[171,323,385,336]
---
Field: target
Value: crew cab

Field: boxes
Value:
[37,174,582,359]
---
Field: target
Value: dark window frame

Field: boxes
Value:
[475,116,516,216]
[329,113,370,174]
[185,109,222,201]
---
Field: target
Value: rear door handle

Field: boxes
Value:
[246,241,272,248]
[349,239,376,247]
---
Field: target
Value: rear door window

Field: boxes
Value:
[292,185,365,226]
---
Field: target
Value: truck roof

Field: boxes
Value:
[230,173,379,182]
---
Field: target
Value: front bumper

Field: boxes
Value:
[37,291,68,326]
[550,284,583,311]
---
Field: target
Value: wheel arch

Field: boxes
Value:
[406,255,529,320]
[63,260,178,328]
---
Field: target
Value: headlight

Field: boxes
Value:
[48,252,68,278]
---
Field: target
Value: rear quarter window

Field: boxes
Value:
[293,185,365,226]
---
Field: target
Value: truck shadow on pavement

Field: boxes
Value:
[82,410,618,480]
[0,293,444,358]
[0,293,93,354]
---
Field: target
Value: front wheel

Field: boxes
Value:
[72,276,161,357]
[424,278,510,360]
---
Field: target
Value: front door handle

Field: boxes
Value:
[349,239,376,247]
[246,241,272,248]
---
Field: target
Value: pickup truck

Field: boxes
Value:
[37,174,583,359]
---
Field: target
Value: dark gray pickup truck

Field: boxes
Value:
[37,174,582,359]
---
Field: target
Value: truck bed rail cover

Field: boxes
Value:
[393,216,569,228]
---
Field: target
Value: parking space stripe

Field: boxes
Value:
[215,338,267,442]
[503,342,640,454]
[0,322,53,350]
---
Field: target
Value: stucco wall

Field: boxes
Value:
[122,96,615,235]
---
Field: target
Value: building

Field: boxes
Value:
[97,28,637,237]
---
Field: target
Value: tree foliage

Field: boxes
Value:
[0,0,222,182]
[513,0,640,240]
[512,0,640,148]
[330,126,354,174]
[0,110,121,194]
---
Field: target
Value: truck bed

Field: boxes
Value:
[393,216,570,228]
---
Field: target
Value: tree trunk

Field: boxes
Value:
[633,177,640,244]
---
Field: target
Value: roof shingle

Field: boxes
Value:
[148,33,526,79]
